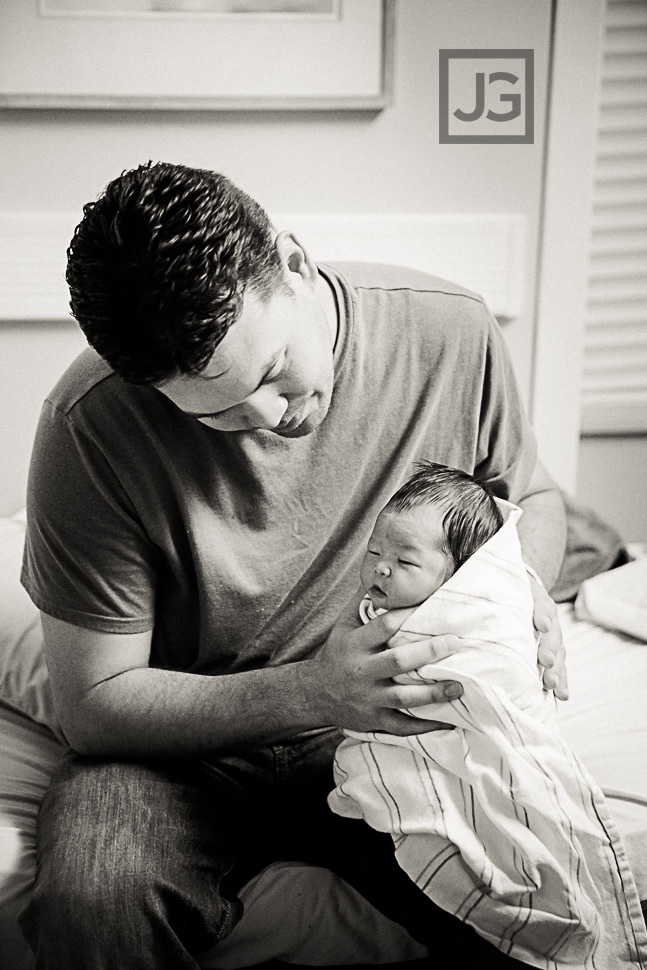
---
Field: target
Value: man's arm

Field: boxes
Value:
[516,458,566,589]
[42,593,462,758]
[515,458,569,700]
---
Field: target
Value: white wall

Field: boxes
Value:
[577,437,647,545]
[0,321,87,513]
[0,0,553,515]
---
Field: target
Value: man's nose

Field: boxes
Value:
[242,388,288,429]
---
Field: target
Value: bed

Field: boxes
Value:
[1,507,646,968]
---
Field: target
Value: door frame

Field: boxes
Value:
[531,0,606,491]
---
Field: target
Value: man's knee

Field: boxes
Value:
[25,755,243,954]
[22,849,241,958]
[27,863,130,927]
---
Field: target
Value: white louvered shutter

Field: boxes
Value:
[582,0,647,434]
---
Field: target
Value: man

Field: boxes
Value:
[20,161,567,969]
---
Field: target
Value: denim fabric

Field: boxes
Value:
[20,727,530,969]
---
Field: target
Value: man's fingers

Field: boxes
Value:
[386,680,463,709]
[542,667,569,700]
[554,672,569,701]
[537,629,563,673]
[530,579,557,633]
[537,622,569,700]
[532,600,555,634]
[533,611,553,634]
[528,576,569,701]
[370,635,461,678]
[335,588,371,628]
[542,648,569,699]
[357,606,417,648]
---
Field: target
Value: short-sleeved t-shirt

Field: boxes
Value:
[21,263,537,676]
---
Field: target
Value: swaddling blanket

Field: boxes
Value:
[328,502,647,969]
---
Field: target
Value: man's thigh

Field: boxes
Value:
[24,748,274,953]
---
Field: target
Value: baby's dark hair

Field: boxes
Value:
[66,161,286,385]
[385,461,503,573]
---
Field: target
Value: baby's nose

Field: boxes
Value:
[375,562,391,577]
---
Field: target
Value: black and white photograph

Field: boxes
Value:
[0,1,646,968]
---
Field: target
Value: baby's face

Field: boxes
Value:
[360,505,452,611]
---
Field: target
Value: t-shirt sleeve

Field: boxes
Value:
[472,304,538,503]
[21,399,159,633]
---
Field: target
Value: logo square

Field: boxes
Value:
[439,49,534,144]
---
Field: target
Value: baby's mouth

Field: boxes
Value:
[370,585,387,600]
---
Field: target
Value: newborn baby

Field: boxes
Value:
[329,461,647,970]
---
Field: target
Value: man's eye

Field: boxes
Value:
[265,352,287,383]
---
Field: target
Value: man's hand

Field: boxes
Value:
[307,590,463,736]
[529,576,569,700]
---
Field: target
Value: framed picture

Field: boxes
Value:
[0,0,393,111]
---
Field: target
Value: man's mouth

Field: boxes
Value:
[277,402,307,433]
[276,398,328,438]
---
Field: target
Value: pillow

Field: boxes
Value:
[0,702,64,970]
[574,554,647,642]
[0,516,62,740]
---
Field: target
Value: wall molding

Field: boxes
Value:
[0,211,525,323]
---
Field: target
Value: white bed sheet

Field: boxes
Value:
[556,603,647,901]
[0,703,61,970]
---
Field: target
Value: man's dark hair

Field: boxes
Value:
[66,161,286,384]
[385,461,503,572]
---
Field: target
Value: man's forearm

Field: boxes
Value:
[67,660,327,757]
[50,593,466,758]
[516,466,567,590]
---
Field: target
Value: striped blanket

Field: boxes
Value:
[328,502,647,968]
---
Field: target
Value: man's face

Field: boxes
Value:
[359,505,453,611]
[158,280,335,437]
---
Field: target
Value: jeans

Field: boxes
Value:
[20,727,530,969]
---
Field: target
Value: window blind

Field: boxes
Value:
[582,0,647,434]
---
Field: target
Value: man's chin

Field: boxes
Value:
[276,424,315,438]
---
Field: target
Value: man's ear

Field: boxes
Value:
[275,230,318,289]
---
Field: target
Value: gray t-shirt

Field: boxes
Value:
[21,263,537,676]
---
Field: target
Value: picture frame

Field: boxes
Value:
[0,0,394,111]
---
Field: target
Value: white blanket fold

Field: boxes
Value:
[328,502,647,969]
